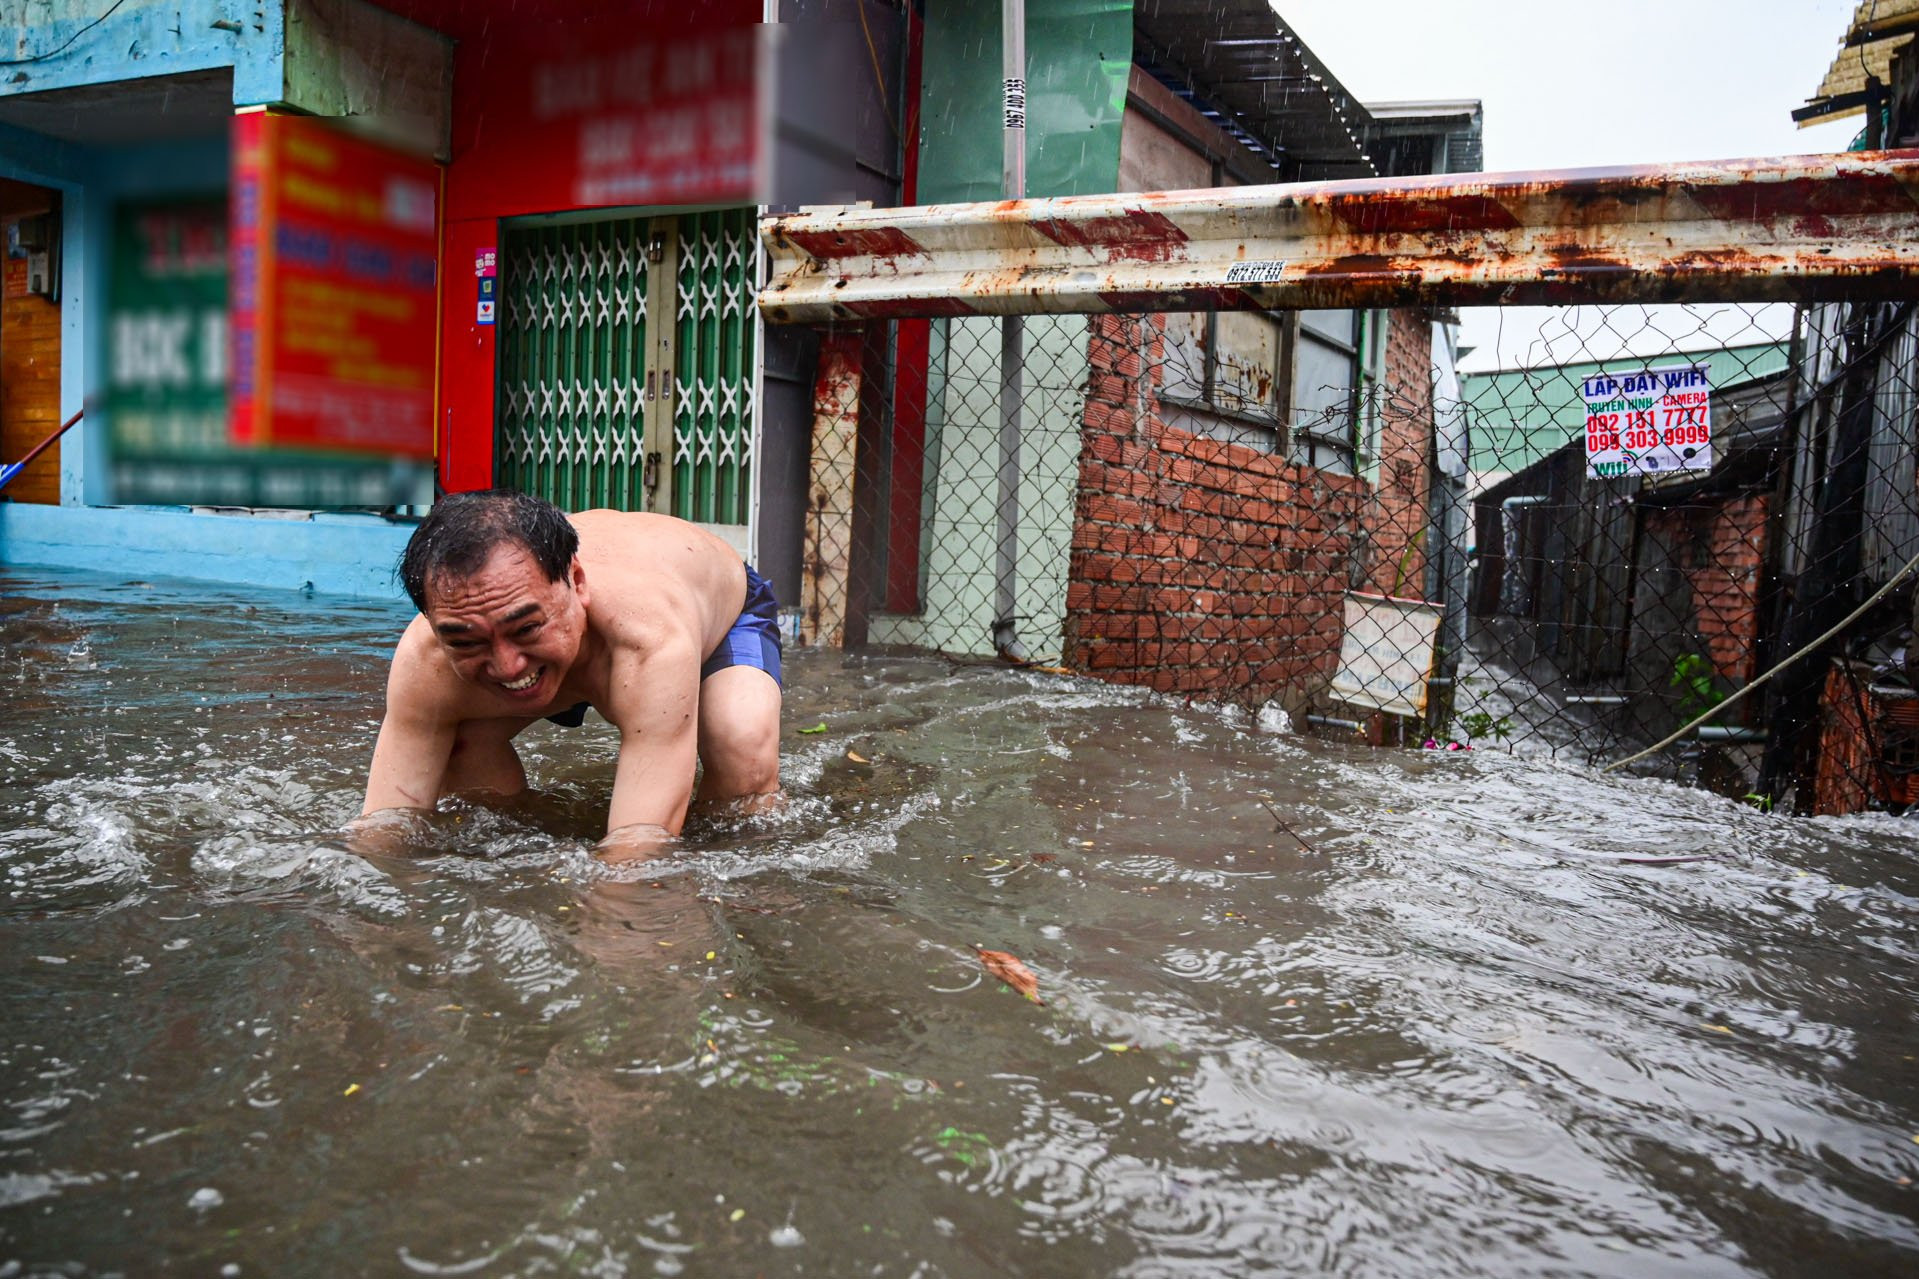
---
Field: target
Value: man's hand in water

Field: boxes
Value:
[341,807,437,859]
[597,821,676,864]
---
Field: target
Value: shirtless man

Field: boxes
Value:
[358,489,782,858]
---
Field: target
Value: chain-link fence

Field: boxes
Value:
[790,286,1919,815]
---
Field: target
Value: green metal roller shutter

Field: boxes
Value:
[496,217,653,512]
[674,207,757,527]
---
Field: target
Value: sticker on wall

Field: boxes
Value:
[1581,363,1713,479]
[1224,260,1286,284]
[476,247,498,325]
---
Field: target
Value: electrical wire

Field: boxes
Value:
[0,0,132,67]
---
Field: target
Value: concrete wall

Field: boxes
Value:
[0,502,411,598]
[0,0,284,105]
[282,0,452,160]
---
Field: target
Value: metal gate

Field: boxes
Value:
[496,209,758,534]
[673,207,758,528]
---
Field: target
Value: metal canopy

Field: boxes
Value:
[759,150,1919,323]
[1132,0,1377,181]
[1802,0,1919,126]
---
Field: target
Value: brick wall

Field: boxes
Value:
[1362,309,1434,596]
[1643,493,1769,687]
[1067,313,1369,702]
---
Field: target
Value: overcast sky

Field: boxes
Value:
[1279,0,1869,370]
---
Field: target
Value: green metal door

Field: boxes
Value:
[496,216,659,511]
[497,209,759,531]
[672,208,758,527]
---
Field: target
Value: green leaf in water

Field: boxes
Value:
[798,722,828,735]
[932,1125,993,1168]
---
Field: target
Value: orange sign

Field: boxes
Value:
[231,112,439,458]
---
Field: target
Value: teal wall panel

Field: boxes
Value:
[917,0,1131,205]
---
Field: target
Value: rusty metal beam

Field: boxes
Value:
[759,151,1919,323]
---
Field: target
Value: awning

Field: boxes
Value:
[1799,0,1919,127]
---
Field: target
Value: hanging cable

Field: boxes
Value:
[0,0,132,67]
[1604,540,1919,773]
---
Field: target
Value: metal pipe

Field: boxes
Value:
[760,151,1919,323]
[1306,715,1365,732]
[0,408,82,493]
[992,0,1027,662]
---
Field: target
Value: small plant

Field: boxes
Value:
[1742,792,1774,814]
[1671,652,1725,723]
[1457,709,1513,744]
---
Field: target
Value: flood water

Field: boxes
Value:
[2,566,1917,1277]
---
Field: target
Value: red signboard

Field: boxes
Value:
[231,111,439,459]
[443,22,758,222]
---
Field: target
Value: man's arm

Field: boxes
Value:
[597,643,702,862]
[359,636,460,820]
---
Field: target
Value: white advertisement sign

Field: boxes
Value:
[1581,363,1713,479]
[1330,592,1443,720]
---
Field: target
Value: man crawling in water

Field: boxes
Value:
[356,489,783,859]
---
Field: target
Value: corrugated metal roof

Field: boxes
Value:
[1804,0,1919,127]
[1132,0,1378,180]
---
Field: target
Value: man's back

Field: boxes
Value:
[568,510,747,672]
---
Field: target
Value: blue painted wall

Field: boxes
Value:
[0,0,285,106]
[0,503,413,599]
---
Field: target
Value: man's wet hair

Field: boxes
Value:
[399,489,579,612]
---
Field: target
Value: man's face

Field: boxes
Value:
[423,543,590,707]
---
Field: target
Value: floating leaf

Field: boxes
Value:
[932,1125,993,1168]
[1031,853,1057,865]
[798,722,828,735]
[973,945,1044,1004]
[1699,1023,1734,1035]
[342,1083,360,1097]
[847,750,870,764]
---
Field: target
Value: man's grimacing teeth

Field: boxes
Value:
[502,667,541,691]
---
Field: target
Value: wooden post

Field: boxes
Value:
[803,328,864,647]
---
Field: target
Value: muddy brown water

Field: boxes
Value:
[1,567,1916,1277]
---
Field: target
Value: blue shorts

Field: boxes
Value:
[545,564,782,727]
[699,564,783,687]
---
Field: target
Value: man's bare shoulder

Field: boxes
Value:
[569,511,744,656]
[387,616,491,721]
